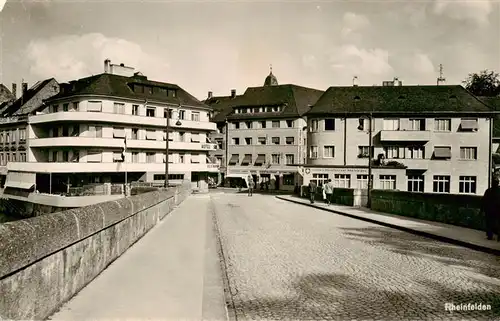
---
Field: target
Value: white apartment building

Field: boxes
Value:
[301,85,497,195]
[205,70,323,190]
[5,61,218,202]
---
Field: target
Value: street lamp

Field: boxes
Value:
[164,107,183,188]
[359,113,373,207]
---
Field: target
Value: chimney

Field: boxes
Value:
[11,83,16,99]
[104,59,111,73]
[353,76,358,87]
[208,91,213,99]
[120,63,125,67]
[22,83,28,96]
[231,89,236,98]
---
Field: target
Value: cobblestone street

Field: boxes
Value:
[210,193,500,321]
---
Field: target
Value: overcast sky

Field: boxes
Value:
[0,0,499,100]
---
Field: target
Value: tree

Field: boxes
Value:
[463,70,500,97]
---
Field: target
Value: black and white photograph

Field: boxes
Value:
[0,0,500,320]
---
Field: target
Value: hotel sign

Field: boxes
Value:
[207,164,219,169]
[201,143,217,150]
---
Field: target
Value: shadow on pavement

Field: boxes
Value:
[339,226,500,280]
[233,273,500,320]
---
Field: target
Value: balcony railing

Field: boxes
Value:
[379,130,431,142]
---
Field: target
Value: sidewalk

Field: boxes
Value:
[49,194,228,321]
[277,195,500,256]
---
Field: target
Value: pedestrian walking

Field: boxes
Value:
[321,183,326,202]
[324,179,334,205]
[248,177,254,196]
[308,181,317,204]
[481,174,500,241]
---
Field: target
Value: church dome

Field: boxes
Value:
[264,65,278,86]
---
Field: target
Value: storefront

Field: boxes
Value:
[226,167,300,191]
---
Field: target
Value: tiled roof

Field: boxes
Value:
[307,85,494,116]
[1,78,59,116]
[478,96,500,137]
[206,84,323,123]
[204,95,243,123]
[0,84,14,105]
[46,73,210,110]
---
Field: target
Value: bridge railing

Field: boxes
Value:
[0,182,192,320]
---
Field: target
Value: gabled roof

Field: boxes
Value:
[1,78,59,116]
[46,73,210,110]
[204,95,243,123]
[0,84,15,105]
[206,84,323,123]
[307,85,494,116]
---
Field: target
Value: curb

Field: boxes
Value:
[276,196,500,257]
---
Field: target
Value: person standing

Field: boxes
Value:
[481,174,500,241]
[308,181,317,204]
[324,179,334,205]
[248,177,254,196]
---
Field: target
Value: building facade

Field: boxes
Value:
[302,85,496,195]
[4,61,218,203]
[206,70,323,190]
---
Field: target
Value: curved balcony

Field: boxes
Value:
[29,112,217,131]
[7,162,220,173]
[29,137,217,151]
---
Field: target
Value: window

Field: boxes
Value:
[383,119,400,131]
[245,137,252,145]
[310,146,318,159]
[191,112,200,121]
[324,119,335,131]
[179,110,186,120]
[286,120,294,128]
[407,175,424,192]
[323,146,335,158]
[272,137,280,145]
[460,118,478,131]
[132,152,139,162]
[146,152,156,163]
[459,176,477,194]
[406,146,424,159]
[12,153,16,162]
[285,154,294,164]
[88,126,102,138]
[63,103,69,112]
[356,175,373,189]
[253,107,259,113]
[311,119,319,132]
[357,118,374,131]
[132,105,139,115]
[191,154,200,163]
[433,146,452,159]
[179,132,185,142]
[5,132,10,141]
[246,121,253,129]
[384,146,404,159]
[409,119,425,131]
[19,152,26,162]
[134,84,144,93]
[113,152,122,163]
[146,130,156,140]
[215,139,223,149]
[380,175,396,190]
[6,153,10,163]
[113,103,125,114]
[179,153,185,163]
[311,174,329,186]
[233,122,240,129]
[272,121,280,128]
[52,105,59,113]
[232,138,240,145]
[334,174,351,188]
[164,108,173,119]
[169,89,177,97]
[434,119,451,131]
[260,121,267,129]
[285,137,294,145]
[283,174,294,185]
[146,107,156,117]
[72,102,79,111]
[258,137,266,145]
[113,127,126,138]
[87,101,102,112]
[72,151,80,162]
[271,154,280,164]
[460,147,477,160]
[132,128,138,139]
[433,175,450,193]
[358,146,372,158]
[19,129,26,141]
[191,133,200,142]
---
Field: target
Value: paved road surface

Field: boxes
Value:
[211,193,500,321]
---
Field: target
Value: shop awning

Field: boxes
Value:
[461,118,478,130]
[254,155,266,165]
[434,147,451,158]
[5,171,36,190]
[228,155,239,165]
[241,155,252,165]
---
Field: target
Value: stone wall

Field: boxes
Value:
[299,186,367,207]
[0,183,191,320]
[370,189,485,231]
